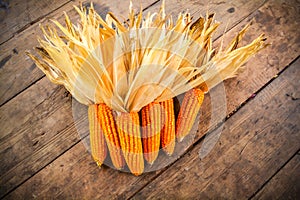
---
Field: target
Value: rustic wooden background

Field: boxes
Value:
[0,0,299,199]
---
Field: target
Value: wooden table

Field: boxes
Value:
[0,0,299,199]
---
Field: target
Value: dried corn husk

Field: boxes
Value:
[27,1,267,113]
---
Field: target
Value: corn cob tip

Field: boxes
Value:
[144,153,157,165]
[163,143,175,155]
[133,172,142,176]
[95,160,103,167]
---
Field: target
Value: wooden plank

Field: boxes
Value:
[132,57,300,199]
[0,0,70,44]
[0,0,158,198]
[0,79,77,197]
[3,0,299,198]
[252,153,300,199]
[0,0,158,106]
[0,0,266,107]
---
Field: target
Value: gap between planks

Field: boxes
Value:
[252,151,300,199]
[249,148,300,199]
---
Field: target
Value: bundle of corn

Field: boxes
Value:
[27,1,267,175]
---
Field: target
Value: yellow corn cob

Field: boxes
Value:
[88,105,107,167]
[176,88,205,141]
[97,103,125,169]
[116,112,144,175]
[141,102,161,164]
[160,99,176,155]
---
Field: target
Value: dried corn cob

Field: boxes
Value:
[88,105,107,166]
[97,103,125,169]
[141,102,162,164]
[116,112,144,175]
[176,88,205,141]
[160,99,176,155]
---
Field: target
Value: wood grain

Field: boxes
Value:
[2,0,299,199]
[0,0,70,44]
[252,153,300,200]
[0,79,76,198]
[132,57,300,199]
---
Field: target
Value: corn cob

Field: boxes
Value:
[88,105,107,167]
[141,102,162,164]
[97,103,125,169]
[160,99,176,155]
[116,112,144,175]
[176,88,205,141]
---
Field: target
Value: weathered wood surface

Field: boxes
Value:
[0,0,299,199]
[133,57,300,199]
[0,0,70,44]
[253,153,300,200]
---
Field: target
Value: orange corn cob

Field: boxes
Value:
[160,99,176,155]
[88,105,107,167]
[176,88,205,141]
[116,112,144,175]
[97,103,125,169]
[141,102,162,164]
